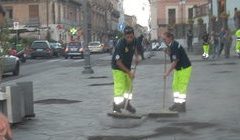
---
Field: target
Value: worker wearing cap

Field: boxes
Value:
[111,26,141,114]
[235,28,240,57]
[162,31,192,112]
[202,32,210,59]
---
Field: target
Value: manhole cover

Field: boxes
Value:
[35,99,82,105]
[224,62,237,65]
[170,122,217,130]
[153,127,192,136]
[89,82,113,86]
[209,62,237,66]
[215,71,232,74]
[88,76,108,79]
[88,136,140,140]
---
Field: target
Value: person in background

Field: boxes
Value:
[202,32,210,59]
[210,31,219,59]
[218,28,226,57]
[234,8,239,29]
[186,29,193,52]
[235,28,240,57]
[137,34,145,60]
[223,29,233,58]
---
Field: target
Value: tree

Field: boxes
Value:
[0,24,10,56]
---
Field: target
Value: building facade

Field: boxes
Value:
[1,0,121,43]
[194,0,240,31]
[88,0,120,42]
[1,0,83,43]
[149,0,208,40]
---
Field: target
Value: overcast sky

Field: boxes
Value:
[123,0,150,27]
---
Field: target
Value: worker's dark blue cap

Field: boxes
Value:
[124,26,134,34]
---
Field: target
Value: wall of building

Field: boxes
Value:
[150,0,208,40]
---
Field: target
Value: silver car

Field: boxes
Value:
[88,41,104,53]
[0,55,20,76]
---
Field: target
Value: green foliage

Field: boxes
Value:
[0,27,11,56]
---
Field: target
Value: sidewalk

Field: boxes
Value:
[2,52,240,140]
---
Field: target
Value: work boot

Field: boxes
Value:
[126,101,136,114]
[113,102,124,113]
[178,102,186,112]
[169,103,179,112]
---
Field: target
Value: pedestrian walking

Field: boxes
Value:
[202,32,210,59]
[162,31,192,112]
[223,29,233,58]
[234,8,239,29]
[137,34,145,60]
[218,28,226,57]
[210,31,219,59]
[186,29,193,52]
[111,26,141,114]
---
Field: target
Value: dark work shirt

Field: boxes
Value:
[112,38,139,71]
[169,41,191,71]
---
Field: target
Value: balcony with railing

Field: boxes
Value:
[25,17,40,28]
[194,3,209,18]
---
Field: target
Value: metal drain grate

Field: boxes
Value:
[88,76,108,79]
[88,82,114,86]
[35,99,82,105]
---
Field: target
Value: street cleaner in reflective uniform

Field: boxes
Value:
[111,26,141,114]
[235,28,240,58]
[162,32,192,112]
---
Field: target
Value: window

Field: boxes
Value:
[218,0,226,16]
[168,9,176,25]
[28,5,39,26]
[188,8,193,20]
[4,6,13,19]
[29,5,39,19]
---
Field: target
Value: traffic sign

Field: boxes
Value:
[70,27,77,35]
[118,23,125,32]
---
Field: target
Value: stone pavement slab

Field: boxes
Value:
[2,52,240,140]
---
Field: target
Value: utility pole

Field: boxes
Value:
[82,0,94,74]
[46,0,50,41]
[208,0,213,33]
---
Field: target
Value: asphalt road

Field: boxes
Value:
[2,53,111,83]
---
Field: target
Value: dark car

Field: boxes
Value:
[50,43,63,57]
[30,40,53,59]
[1,55,20,76]
[64,42,84,59]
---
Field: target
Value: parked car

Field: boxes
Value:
[88,41,106,53]
[64,42,84,59]
[30,40,53,59]
[1,55,20,76]
[50,43,63,57]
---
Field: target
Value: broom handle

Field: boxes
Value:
[124,65,137,110]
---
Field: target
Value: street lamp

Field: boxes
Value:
[82,0,94,74]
